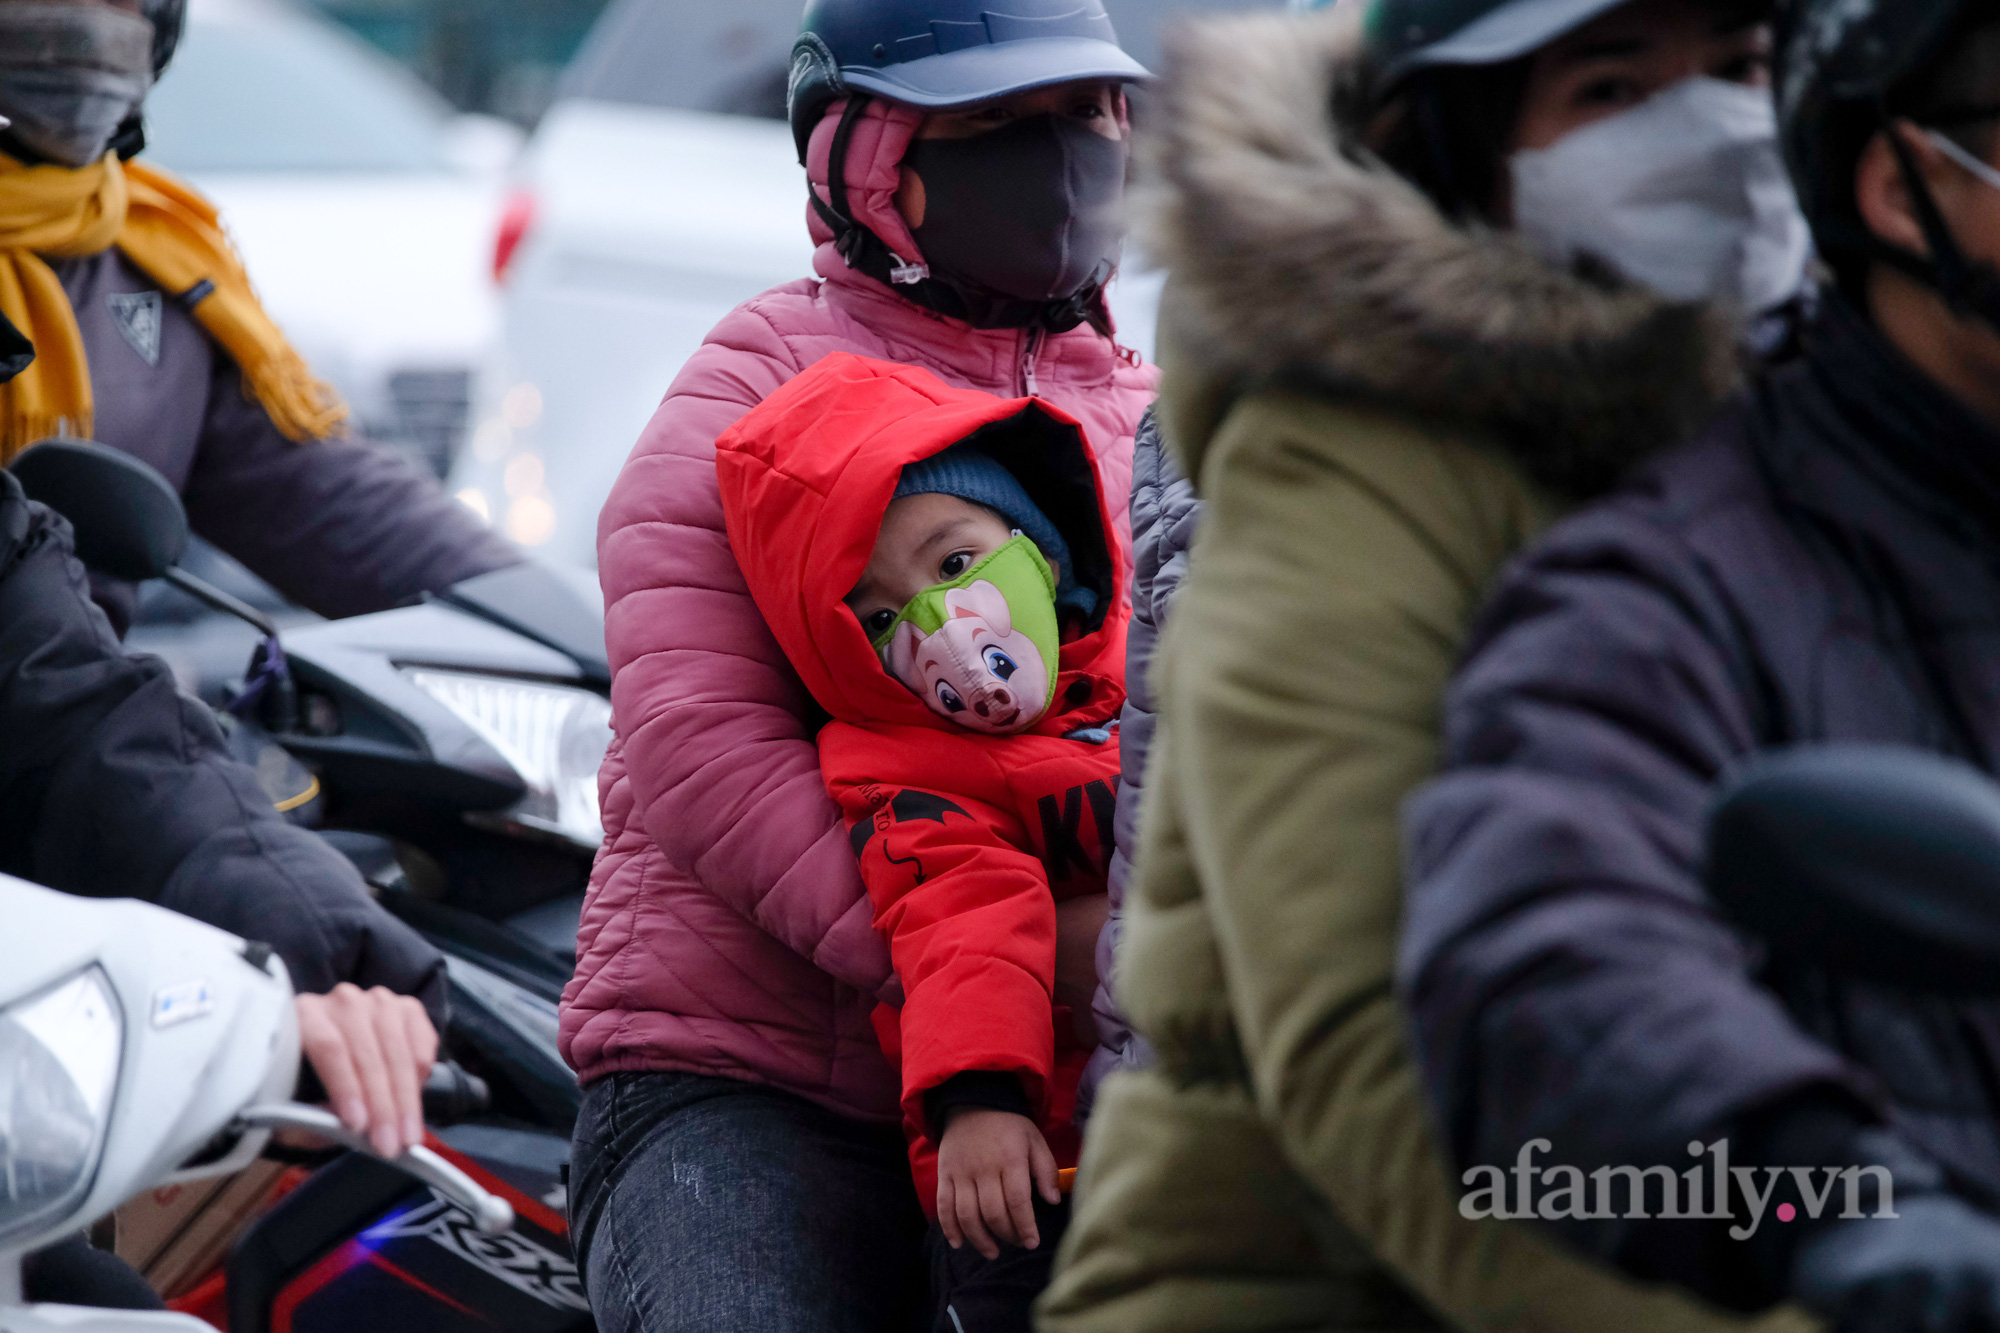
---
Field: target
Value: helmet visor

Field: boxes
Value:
[1385,0,1633,79]
[840,36,1150,110]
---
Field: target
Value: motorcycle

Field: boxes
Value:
[8,440,601,1330]
[0,874,516,1332]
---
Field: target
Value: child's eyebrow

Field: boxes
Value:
[916,518,979,559]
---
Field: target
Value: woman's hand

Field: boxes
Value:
[295,983,438,1159]
[936,1109,1060,1259]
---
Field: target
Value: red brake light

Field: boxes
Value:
[493,188,537,284]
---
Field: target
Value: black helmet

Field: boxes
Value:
[1297,0,1644,218]
[1775,0,2000,322]
[145,0,188,80]
[787,0,1149,161]
[100,0,188,161]
[1318,0,1638,93]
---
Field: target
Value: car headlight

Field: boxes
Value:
[402,669,613,850]
[0,968,122,1247]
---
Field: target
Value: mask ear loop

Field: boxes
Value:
[1876,110,2000,336]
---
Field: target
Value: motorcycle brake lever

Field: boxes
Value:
[239,1102,515,1234]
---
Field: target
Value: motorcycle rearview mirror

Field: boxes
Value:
[11,438,300,730]
[1706,745,2000,994]
[10,437,280,638]
[10,436,189,583]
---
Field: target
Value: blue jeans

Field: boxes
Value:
[571,1071,927,1333]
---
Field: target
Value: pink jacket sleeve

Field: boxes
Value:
[597,303,892,999]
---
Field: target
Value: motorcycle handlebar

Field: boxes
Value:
[423,1060,492,1125]
[295,1058,492,1127]
[240,1102,514,1235]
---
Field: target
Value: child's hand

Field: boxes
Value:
[936,1108,1060,1259]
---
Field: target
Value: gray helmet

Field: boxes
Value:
[1775,0,2000,324]
[787,0,1148,162]
[785,0,1147,333]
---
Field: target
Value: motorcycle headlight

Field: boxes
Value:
[402,669,613,851]
[0,968,122,1247]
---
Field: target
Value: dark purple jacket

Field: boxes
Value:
[1401,297,2000,1305]
[53,248,517,631]
[0,468,446,1017]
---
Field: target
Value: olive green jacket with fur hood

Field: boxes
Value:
[1041,9,1812,1333]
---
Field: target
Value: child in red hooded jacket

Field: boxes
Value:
[716,352,1126,1332]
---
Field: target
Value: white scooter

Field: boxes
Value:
[0,875,511,1333]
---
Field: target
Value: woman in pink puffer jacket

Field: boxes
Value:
[560,3,1157,1328]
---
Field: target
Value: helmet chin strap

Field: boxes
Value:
[1869,111,2000,337]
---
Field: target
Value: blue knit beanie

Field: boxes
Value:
[893,444,1095,620]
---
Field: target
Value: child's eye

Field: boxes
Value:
[864,609,896,636]
[935,681,967,713]
[982,647,1017,681]
[940,552,971,579]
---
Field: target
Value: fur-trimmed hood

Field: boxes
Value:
[1142,7,1744,496]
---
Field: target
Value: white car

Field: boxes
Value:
[449,0,1277,574]
[144,0,522,477]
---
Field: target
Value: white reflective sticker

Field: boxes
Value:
[151,979,215,1029]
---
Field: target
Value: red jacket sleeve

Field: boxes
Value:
[844,785,1058,1126]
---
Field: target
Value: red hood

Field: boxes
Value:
[717,353,1126,734]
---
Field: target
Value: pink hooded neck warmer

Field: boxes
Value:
[806,99,926,266]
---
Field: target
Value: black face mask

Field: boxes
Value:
[900,114,1129,309]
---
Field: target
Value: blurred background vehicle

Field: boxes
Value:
[132,0,525,695]
[447,0,1283,575]
[147,0,522,481]
[306,0,618,126]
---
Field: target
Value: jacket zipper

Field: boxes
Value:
[1019,328,1043,398]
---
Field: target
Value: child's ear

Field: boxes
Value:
[944,580,1012,636]
[887,620,927,688]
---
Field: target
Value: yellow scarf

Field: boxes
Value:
[0,152,346,463]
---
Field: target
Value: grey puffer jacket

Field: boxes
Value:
[1079,406,1197,1115]
[52,248,518,633]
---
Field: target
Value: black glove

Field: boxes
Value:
[1793,1194,2000,1333]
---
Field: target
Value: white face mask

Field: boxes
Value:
[1509,76,1813,314]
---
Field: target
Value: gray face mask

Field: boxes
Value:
[0,4,155,169]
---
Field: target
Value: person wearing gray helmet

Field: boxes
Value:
[1400,1,2000,1329]
[0,0,517,636]
[562,3,1156,1331]
[1043,0,1821,1331]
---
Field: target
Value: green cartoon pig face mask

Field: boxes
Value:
[870,536,1060,734]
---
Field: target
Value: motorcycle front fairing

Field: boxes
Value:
[0,877,298,1325]
[277,598,612,856]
